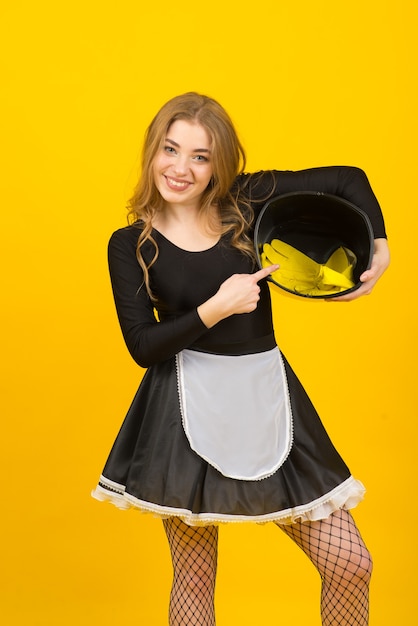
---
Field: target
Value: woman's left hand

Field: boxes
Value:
[328,238,390,301]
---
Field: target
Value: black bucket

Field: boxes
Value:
[254,192,374,298]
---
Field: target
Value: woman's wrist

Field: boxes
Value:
[197,294,229,329]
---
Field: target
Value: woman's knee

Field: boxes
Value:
[177,558,217,594]
[348,546,373,584]
[324,545,373,586]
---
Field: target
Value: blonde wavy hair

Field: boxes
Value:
[127,92,255,297]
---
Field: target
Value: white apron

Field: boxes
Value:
[175,347,293,481]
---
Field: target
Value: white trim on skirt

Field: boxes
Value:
[91,475,366,527]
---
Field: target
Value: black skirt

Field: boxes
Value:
[92,353,364,526]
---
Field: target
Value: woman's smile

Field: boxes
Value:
[164,175,193,191]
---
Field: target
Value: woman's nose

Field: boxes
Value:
[173,155,189,176]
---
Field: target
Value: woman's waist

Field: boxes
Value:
[188,333,277,356]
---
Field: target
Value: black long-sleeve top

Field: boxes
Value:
[108,167,386,368]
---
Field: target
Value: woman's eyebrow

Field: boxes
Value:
[165,137,211,153]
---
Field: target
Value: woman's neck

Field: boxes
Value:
[152,205,221,252]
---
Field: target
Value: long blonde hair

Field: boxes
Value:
[128,92,255,297]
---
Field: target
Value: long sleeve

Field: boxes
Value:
[108,228,209,368]
[241,166,387,239]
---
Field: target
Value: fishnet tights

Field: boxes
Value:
[278,509,373,625]
[163,509,372,625]
[163,517,218,625]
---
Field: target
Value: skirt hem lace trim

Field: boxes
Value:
[91,475,365,526]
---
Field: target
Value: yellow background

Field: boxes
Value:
[1,1,416,624]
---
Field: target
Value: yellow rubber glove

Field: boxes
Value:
[325,246,356,282]
[262,239,356,296]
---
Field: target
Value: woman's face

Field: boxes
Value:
[153,119,213,211]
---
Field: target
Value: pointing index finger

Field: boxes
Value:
[253,264,279,283]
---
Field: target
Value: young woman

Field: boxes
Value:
[92,92,390,625]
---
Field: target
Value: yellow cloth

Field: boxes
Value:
[262,239,356,296]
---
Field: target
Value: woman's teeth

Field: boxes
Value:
[167,177,189,189]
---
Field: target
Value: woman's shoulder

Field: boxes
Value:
[109,222,142,245]
[233,170,283,206]
[108,222,159,265]
[107,224,145,262]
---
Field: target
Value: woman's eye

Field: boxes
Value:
[164,145,176,154]
[194,154,208,162]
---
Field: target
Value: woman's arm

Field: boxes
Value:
[108,229,278,367]
[108,229,208,368]
[242,166,390,299]
[243,166,387,239]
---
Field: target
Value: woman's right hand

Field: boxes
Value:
[197,265,278,328]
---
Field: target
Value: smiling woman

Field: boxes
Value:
[124,92,256,295]
[91,92,389,626]
[151,120,217,249]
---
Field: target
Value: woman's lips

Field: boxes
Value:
[164,175,192,191]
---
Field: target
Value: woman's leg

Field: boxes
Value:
[278,509,372,625]
[163,517,218,626]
